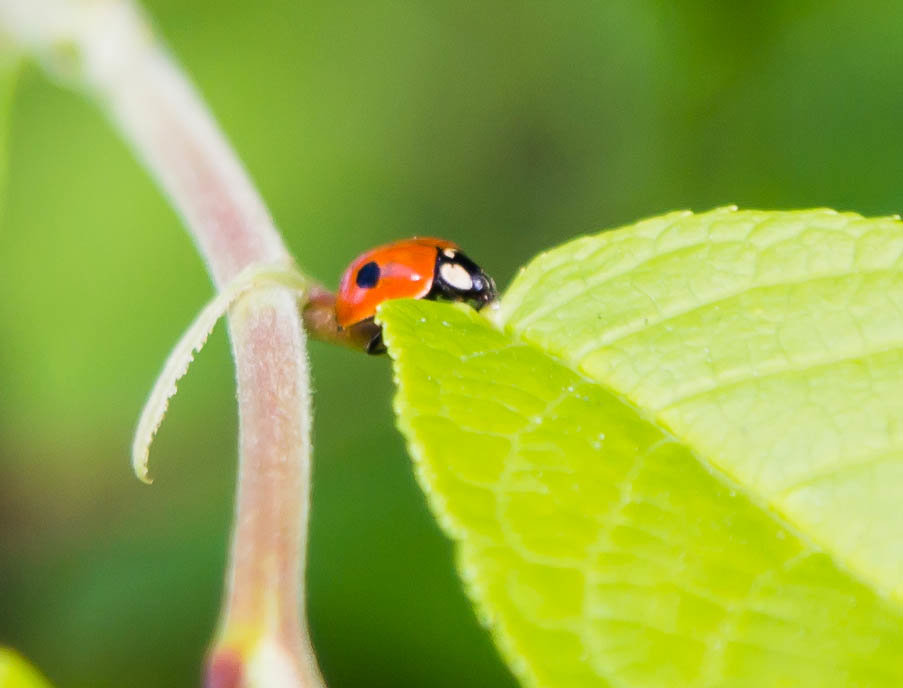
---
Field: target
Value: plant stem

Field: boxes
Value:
[0,1,326,685]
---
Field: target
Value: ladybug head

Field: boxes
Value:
[430,247,498,310]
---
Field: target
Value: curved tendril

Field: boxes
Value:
[131,260,309,483]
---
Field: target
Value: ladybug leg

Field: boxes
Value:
[304,292,386,355]
[346,318,386,355]
[365,329,386,355]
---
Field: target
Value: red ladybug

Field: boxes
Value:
[335,237,497,354]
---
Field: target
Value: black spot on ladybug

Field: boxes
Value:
[356,261,381,289]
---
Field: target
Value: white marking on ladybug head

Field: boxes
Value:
[439,261,473,291]
[442,248,457,259]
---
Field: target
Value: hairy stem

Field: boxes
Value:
[0,1,326,686]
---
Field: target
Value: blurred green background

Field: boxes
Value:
[3,1,903,686]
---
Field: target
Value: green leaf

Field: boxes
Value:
[0,649,54,688]
[379,207,903,688]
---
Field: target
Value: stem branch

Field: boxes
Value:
[0,1,326,685]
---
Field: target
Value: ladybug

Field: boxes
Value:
[335,238,498,354]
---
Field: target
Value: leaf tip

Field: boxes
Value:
[131,431,155,484]
[0,647,54,688]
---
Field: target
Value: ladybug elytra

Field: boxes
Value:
[335,238,497,354]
